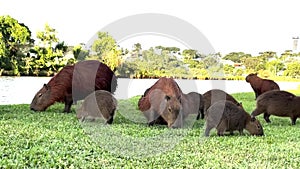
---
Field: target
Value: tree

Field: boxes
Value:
[182,49,197,60]
[31,23,69,75]
[265,59,284,75]
[241,57,264,71]
[90,32,122,70]
[223,52,251,63]
[0,15,34,75]
[284,61,300,78]
[91,32,118,57]
[73,44,89,60]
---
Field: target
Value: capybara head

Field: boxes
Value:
[30,84,52,111]
[245,73,258,82]
[245,117,264,136]
[160,95,182,128]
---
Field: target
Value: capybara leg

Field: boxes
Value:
[204,124,214,137]
[263,113,271,123]
[196,113,200,120]
[238,129,244,135]
[64,96,73,113]
[196,109,204,120]
[216,120,227,136]
[200,109,204,119]
[291,117,297,125]
[106,116,114,124]
[64,102,73,113]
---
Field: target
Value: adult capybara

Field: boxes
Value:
[142,89,182,128]
[138,77,182,126]
[202,89,242,117]
[76,90,117,124]
[30,60,117,112]
[205,100,264,136]
[143,90,201,128]
[251,90,300,125]
[246,73,280,99]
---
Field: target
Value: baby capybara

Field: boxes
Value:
[76,90,117,124]
[251,90,300,125]
[205,100,264,136]
[30,60,117,113]
[246,73,280,99]
[202,89,242,117]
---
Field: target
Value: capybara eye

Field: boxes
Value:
[257,125,261,129]
[38,93,43,97]
[168,107,172,112]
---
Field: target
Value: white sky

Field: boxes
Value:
[1,0,300,55]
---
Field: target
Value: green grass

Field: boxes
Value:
[1,91,300,168]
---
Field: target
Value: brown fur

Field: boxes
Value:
[202,89,243,116]
[246,73,280,99]
[205,100,264,136]
[143,89,182,128]
[138,77,183,126]
[138,77,182,112]
[143,90,201,128]
[251,90,300,125]
[76,90,117,124]
[30,60,117,112]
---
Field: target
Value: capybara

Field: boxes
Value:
[251,90,300,125]
[246,73,280,99]
[142,89,202,128]
[30,60,117,112]
[205,100,264,136]
[138,77,182,126]
[143,89,182,128]
[202,89,242,117]
[76,90,117,124]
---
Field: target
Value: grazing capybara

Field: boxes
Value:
[143,90,201,128]
[142,89,182,128]
[30,60,117,112]
[251,90,300,125]
[205,100,264,136]
[246,73,280,99]
[76,90,117,124]
[202,89,242,116]
[138,77,182,126]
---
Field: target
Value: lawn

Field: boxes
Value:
[0,91,300,168]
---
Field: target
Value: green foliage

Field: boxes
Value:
[284,61,300,78]
[223,52,251,63]
[117,47,189,78]
[90,32,122,70]
[72,44,89,60]
[0,15,34,75]
[1,91,300,168]
[30,24,70,75]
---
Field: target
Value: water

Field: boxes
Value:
[0,77,299,105]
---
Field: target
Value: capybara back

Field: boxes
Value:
[251,90,300,125]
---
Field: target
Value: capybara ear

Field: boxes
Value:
[165,95,171,101]
[177,95,182,103]
[239,102,243,106]
[43,84,49,90]
[254,72,258,75]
